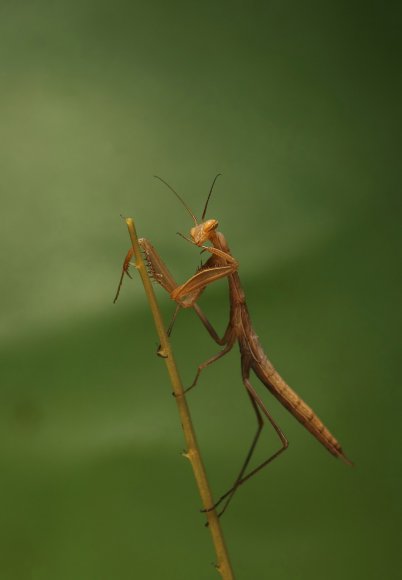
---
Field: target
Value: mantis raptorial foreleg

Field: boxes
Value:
[114,247,135,304]
[114,238,240,397]
[114,238,233,345]
[170,245,238,303]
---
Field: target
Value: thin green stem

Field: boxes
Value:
[125,218,235,579]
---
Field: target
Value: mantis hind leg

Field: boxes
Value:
[205,389,264,518]
[205,370,289,517]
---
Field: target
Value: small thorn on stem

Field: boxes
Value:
[156,343,168,358]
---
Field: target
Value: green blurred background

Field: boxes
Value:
[1,1,400,578]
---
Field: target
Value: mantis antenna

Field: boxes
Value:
[201,173,222,220]
[154,175,198,226]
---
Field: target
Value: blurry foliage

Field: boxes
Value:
[0,1,400,579]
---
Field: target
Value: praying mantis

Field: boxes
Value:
[115,176,352,517]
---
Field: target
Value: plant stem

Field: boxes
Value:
[125,218,235,579]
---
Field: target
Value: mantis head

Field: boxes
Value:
[154,174,221,246]
[190,219,219,245]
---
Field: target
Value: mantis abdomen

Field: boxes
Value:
[252,357,350,463]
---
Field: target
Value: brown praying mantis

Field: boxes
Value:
[115,176,352,517]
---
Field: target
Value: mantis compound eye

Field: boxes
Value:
[204,219,218,232]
